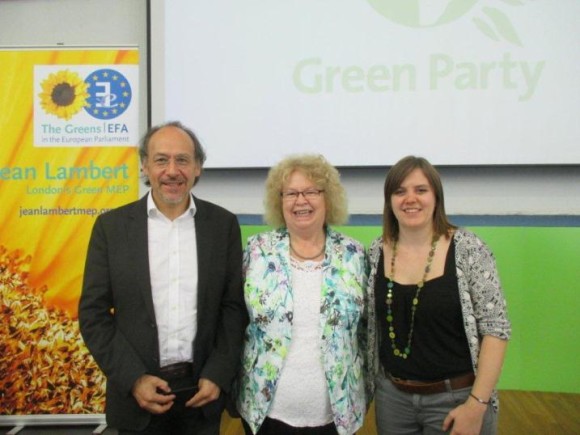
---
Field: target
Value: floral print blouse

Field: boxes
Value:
[236,227,369,435]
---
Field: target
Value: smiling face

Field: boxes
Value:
[282,170,326,236]
[141,126,201,219]
[390,168,436,232]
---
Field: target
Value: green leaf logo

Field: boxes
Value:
[366,0,479,28]
[367,0,526,46]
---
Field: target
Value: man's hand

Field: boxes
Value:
[132,374,175,414]
[186,378,221,408]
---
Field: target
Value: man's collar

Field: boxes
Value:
[146,191,197,218]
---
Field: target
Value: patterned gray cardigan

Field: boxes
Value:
[364,228,511,411]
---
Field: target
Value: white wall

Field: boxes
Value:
[2,0,578,217]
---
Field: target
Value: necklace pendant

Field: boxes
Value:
[289,242,325,261]
[384,235,440,361]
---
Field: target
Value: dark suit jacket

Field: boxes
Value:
[78,194,247,430]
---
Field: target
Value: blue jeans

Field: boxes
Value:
[375,370,497,434]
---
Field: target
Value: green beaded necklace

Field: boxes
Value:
[385,235,439,359]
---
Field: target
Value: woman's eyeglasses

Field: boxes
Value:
[280,189,325,201]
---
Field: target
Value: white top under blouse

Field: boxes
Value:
[268,257,333,427]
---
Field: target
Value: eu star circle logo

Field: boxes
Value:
[84,68,132,120]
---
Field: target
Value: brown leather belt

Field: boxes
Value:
[159,362,193,381]
[388,371,475,395]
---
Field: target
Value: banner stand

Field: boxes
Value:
[0,46,140,427]
[3,424,108,435]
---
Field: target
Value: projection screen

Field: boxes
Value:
[150,0,580,168]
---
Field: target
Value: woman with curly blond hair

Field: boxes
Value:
[236,154,369,435]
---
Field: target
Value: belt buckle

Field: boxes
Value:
[160,362,192,380]
[390,374,404,383]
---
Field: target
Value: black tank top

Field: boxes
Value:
[375,239,473,380]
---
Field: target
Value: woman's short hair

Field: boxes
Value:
[264,154,348,228]
[383,155,456,241]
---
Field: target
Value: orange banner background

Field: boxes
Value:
[0,48,140,415]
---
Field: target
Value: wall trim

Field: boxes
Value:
[237,214,580,227]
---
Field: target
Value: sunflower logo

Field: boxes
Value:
[38,70,90,120]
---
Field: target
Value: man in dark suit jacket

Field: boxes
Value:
[79,121,248,434]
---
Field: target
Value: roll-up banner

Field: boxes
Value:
[0,47,140,423]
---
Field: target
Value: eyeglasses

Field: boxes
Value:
[151,155,193,168]
[280,189,325,201]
